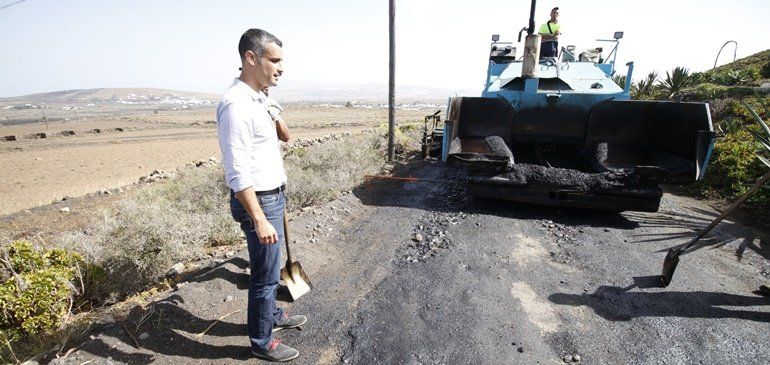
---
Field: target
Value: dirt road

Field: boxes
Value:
[51,161,770,364]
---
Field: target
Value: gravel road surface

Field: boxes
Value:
[51,161,770,365]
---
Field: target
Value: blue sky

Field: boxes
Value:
[0,0,768,97]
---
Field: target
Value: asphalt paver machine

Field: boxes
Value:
[438,0,715,212]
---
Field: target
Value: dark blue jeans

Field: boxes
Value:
[231,191,286,351]
[540,40,558,58]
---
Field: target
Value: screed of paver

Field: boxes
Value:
[510,281,558,333]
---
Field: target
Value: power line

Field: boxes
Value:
[0,0,26,11]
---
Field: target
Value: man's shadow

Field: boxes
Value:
[58,256,295,363]
[549,276,770,323]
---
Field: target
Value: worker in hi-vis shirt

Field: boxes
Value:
[538,7,561,59]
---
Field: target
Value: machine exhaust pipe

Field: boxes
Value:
[521,0,541,78]
[527,0,537,35]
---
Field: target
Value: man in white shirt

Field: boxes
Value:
[216,28,305,362]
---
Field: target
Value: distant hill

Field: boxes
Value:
[0,88,220,105]
[0,82,480,106]
[270,80,479,102]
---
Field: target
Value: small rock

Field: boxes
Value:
[224,295,233,302]
[60,207,70,213]
[166,262,184,277]
[603,228,610,232]
[573,354,581,362]
[412,233,423,242]
[563,355,573,363]
[301,206,313,212]
[138,332,149,340]
[517,347,524,353]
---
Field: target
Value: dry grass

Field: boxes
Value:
[57,127,419,296]
[61,165,242,295]
[285,132,385,210]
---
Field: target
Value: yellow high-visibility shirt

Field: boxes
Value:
[538,21,560,36]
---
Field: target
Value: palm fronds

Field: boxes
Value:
[612,75,626,89]
[632,71,658,99]
[659,66,693,98]
[741,100,770,168]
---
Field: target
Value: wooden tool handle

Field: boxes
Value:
[678,170,770,254]
[283,208,293,264]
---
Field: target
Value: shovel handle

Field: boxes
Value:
[283,208,293,264]
[677,170,770,254]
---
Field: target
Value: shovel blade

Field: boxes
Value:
[660,248,681,287]
[280,261,311,301]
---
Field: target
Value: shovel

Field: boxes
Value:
[661,171,770,287]
[280,209,312,300]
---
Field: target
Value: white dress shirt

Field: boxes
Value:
[216,78,286,192]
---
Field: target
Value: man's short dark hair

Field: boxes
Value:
[552,7,559,12]
[238,29,282,60]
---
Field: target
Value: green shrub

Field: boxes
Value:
[685,83,756,100]
[699,130,769,201]
[0,241,104,362]
[706,69,759,86]
[6,242,45,274]
[761,61,770,78]
[696,97,770,203]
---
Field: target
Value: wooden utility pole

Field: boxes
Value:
[387,0,396,161]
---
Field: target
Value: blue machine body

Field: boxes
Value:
[482,58,631,108]
[438,36,715,212]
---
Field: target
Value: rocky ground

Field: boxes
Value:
[42,160,770,365]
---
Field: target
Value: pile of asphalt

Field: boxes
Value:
[488,163,636,192]
[484,135,514,166]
